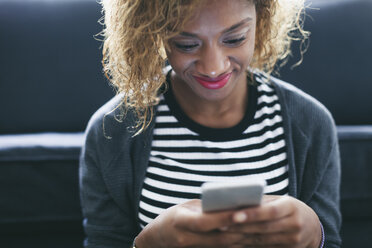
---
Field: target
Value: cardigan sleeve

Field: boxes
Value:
[294,92,342,248]
[79,97,138,248]
[306,139,341,248]
[287,109,341,247]
[80,145,135,248]
[272,78,342,247]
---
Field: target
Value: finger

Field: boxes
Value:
[175,200,237,232]
[235,245,288,248]
[230,245,287,248]
[232,195,296,224]
[262,194,281,203]
[239,232,302,246]
[226,216,300,234]
[172,230,244,248]
[186,210,237,232]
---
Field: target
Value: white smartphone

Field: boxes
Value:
[201,179,266,212]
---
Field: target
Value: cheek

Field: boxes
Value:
[166,50,195,72]
[242,33,256,64]
[232,42,255,67]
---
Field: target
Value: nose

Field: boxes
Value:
[195,45,230,77]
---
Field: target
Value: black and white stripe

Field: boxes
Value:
[138,75,289,228]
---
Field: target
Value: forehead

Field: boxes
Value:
[181,0,256,34]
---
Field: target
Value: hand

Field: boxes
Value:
[225,195,322,248]
[136,199,246,248]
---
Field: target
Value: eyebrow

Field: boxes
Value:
[223,17,252,33]
[179,17,252,38]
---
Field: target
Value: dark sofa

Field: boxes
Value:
[0,0,371,247]
[0,1,113,247]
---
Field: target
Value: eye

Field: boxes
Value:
[223,36,246,46]
[174,42,199,52]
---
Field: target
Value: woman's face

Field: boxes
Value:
[166,0,256,103]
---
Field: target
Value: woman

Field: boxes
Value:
[80,0,341,247]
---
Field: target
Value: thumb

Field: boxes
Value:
[176,199,236,232]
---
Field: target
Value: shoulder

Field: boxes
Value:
[85,94,131,138]
[82,94,139,161]
[262,74,337,144]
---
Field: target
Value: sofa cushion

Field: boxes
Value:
[338,125,372,210]
[338,126,372,248]
[0,133,84,233]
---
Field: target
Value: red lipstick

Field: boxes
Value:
[193,73,232,90]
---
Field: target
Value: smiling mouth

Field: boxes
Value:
[193,73,232,90]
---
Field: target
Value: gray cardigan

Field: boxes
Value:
[79,78,341,247]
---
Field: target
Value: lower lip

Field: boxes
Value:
[193,73,232,90]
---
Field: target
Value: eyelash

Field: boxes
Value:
[174,43,199,51]
[224,36,246,45]
[174,36,246,52]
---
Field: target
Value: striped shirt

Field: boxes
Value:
[138,74,289,228]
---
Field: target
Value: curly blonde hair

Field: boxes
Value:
[99,0,309,135]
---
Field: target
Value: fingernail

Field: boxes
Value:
[233,212,247,223]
